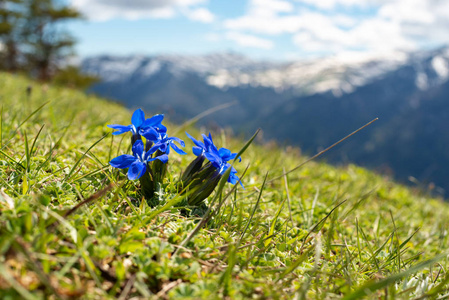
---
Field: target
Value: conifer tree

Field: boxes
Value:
[22,0,80,80]
[0,0,24,71]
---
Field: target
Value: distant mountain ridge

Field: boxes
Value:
[82,47,449,195]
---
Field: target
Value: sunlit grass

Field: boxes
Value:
[1,72,449,299]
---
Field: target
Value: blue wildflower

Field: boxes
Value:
[185,132,207,156]
[205,151,241,186]
[186,132,242,185]
[143,127,187,155]
[108,108,164,137]
[110,140,168,180]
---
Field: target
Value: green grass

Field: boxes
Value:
[1,72,449,299]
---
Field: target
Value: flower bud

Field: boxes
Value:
[181,155,205,183]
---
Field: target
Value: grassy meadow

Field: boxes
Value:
[1,72,449,299]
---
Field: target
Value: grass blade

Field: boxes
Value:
[342,253,448,300]
[63,134,108,182]
[276,246,314,281]
[233,129,260,163]
[1,101,49,150]
[240,172,268,242]
[0,262,39,300]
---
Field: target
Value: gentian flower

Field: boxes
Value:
[205,150,241,185]
[143,127,187,155]
[186,132,242,185]
[108,109,164,137]
[110,140,168,180]
[185,132,207,156]
[181,132,244,207]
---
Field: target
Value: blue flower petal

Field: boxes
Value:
[150,154,169,164]
[218,148,232,159]
[222,164,243,187]
[127,161,146,180]
[107,124,133,135]
[158,124,167,133]
[228,173,238,184]
[142,114,164,127]
[205,151,222,169]
[170,143,187,155]
[143,149,152,161]
[218,148,241,162]
[202,133,212,147]
[192,146,204,156]
[132,140,144,157]
[186,132,205,148]
[203,133,219,153]
[229,172,244,188]
[149,142,167,154]
[110,154,136,169]
[168,137,185,147]
[141,127,160,141]
[131,109,145,128]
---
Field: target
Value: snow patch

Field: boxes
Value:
[416,73,428,90]
[431,56,449,79]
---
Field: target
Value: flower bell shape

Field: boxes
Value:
[181,132,208,181]
[181,132,243,207]
[110,140,168,180]
[186,132,242,185]
[108,109,165,137]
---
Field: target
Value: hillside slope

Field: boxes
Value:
[1,73,449,299]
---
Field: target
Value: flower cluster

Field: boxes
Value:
[108,109,165,138]
[108,109,242,208]
[178,133,243,206]
[110,140,168,180]
[186,132,241,185]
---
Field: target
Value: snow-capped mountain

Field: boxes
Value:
[82,46,449,196]
[205,52,410,96]
[82,53,276,83]
[82,48,449,98]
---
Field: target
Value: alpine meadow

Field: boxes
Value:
[2,72,449,299]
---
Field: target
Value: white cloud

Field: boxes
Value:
[223,0,301,34]
[224,15,301,35]
[183,8,215,23]
[293,18,415,53]
[333,15,358,27]
[250,0,294,16]
[225,32,274,49]
[72,0,449,57]
[71,0,211,22]
[296,0,363,10]
[223,0,449,56]
[379,0,434,24]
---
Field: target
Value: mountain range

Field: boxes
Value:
[81,47,449,196]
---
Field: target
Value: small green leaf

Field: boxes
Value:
[38,195,51,206]
[119,241,144,254]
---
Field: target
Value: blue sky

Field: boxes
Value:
[67,0,449,61]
